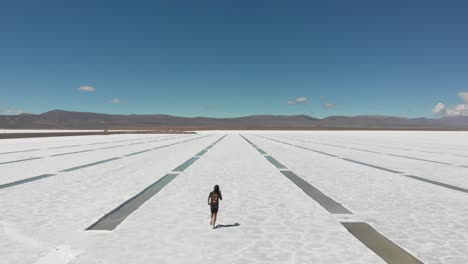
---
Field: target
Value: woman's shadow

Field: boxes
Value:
[214,223,240,229]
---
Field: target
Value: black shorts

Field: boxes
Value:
[210,205,219,213]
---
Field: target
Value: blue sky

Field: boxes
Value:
[1,0,467,118]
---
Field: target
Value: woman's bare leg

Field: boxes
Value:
[210,213,213,225]
[212,213,217,228]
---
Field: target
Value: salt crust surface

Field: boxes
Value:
[1,131,467,263]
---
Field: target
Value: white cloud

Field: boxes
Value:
[110,99,121,104]
[78,86,95,92]
[296,97,308,103]
[432,103,447,117]
[287,97,308,105]
[451,104,468,116]
[323,103,335,109]
[433,92,468,117]
[459,92,468,103]
[432,102,468,117]
[1,108,23,115]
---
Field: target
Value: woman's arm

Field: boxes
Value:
[207,193,211,205]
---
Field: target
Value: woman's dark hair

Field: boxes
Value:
[214,185,220,193]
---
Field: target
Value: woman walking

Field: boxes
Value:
[208,185,223,229]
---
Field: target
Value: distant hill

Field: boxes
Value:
[1,109,468,130]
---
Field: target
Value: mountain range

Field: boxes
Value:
[1,110,468,130]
